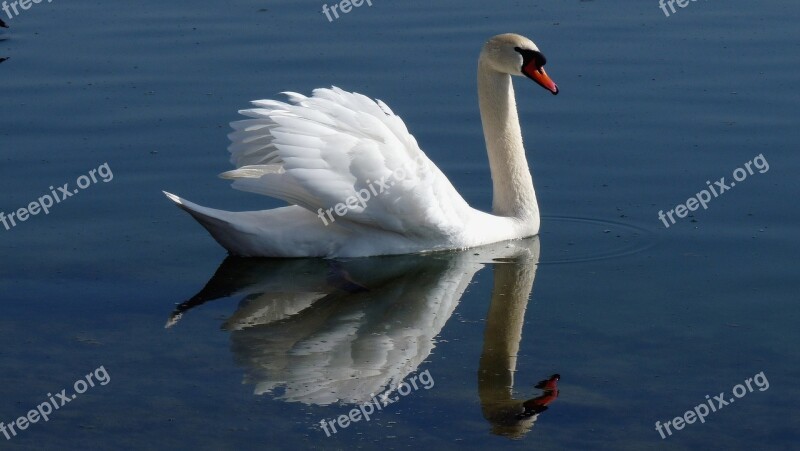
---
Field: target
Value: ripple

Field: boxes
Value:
[537,216,657,264]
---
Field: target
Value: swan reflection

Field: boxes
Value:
[169,237,559,437]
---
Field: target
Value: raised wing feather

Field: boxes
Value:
[222,87,472,238]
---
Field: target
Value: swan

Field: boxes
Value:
[164,33,558,258]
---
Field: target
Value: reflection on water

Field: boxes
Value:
[478,249,560,438]
[170,237,560,438]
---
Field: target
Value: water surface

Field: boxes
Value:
[1,0,798,449]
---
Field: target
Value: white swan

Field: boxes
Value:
[164,33,558,258]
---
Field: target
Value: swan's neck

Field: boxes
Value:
[478,61,538,221]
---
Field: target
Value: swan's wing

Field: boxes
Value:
[222,87,473,237]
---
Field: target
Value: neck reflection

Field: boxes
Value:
[478,241,560,438]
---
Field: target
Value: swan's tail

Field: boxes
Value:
[163,191,250,255]
[163,191,344,258]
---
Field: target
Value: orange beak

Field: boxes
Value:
[522,59,559,95]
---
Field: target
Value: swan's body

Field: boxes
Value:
[165,33,558,258]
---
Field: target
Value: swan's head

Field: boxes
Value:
[481,33,559,95]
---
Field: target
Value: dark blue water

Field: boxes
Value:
[1,0,799,449]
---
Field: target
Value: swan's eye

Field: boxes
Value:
[514,47,547,69]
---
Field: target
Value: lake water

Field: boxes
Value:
[1,0,798,449]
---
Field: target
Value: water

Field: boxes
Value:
[1,0,799,449]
